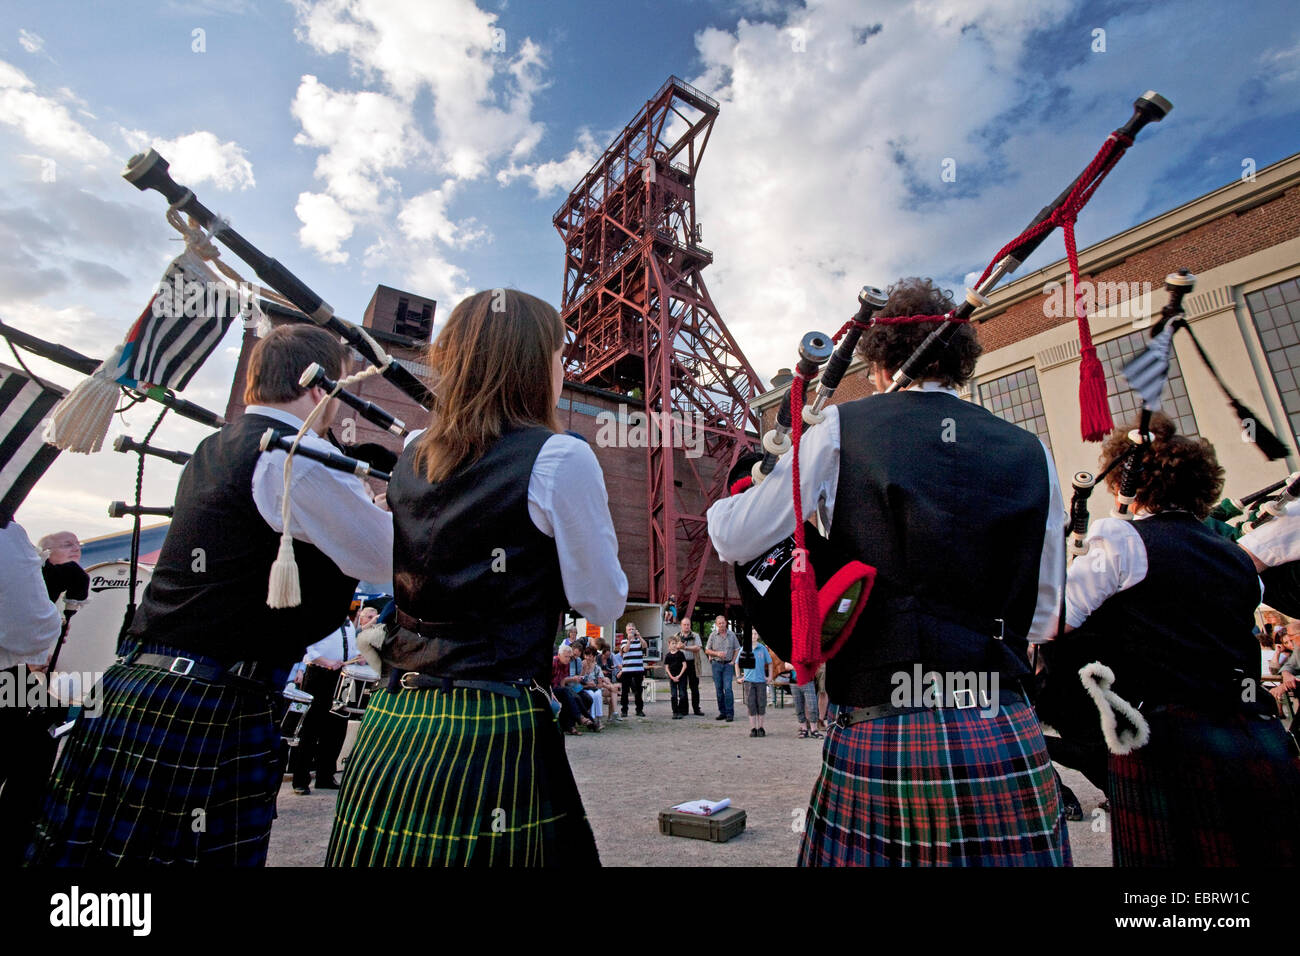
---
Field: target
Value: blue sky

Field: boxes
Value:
[2,0,1298,541]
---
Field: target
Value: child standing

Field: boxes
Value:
[737,636,773,738]
[664,637,689,719]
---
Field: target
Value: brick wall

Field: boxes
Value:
[977,185,1300,353]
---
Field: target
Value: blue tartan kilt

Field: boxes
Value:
[1109,706,1300,867]
[800,700,1072,867]
[327,684,600,867]
[26,660,282,866]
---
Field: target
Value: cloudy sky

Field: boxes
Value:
[3,0,1298,543]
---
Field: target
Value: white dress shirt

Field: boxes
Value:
[1065,511,1263,628]
[247,405,393,590]
[0,520,62,668]
[1063,517,1151,628]
[1238,499,1300,568]
[706,384,1065,644]
[304,620,357,665]
[402,429,628,627]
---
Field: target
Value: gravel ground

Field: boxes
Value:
[268,691,1112,867]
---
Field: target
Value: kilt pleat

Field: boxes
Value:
[799,701,1071,866]
[26,661,280,866]
[327,686,599,867]
[1109,708,1300,867]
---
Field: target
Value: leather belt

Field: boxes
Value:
[836,688,1028,728]
[130,651,282,693]
[394,609,446,638]
[387,670,530,700]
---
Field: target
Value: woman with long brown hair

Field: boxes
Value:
[328,289,626,867]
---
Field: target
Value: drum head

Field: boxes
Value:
[283,687,314,704]
[50,561,151,705]
[341,663,378,681]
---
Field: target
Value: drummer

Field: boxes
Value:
[27,325,393,866]
[290,615,360,794]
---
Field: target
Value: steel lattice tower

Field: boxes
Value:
[554,76,762,613]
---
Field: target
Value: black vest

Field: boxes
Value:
[387,425,567,686]
[1068,511,1261,710]
[127,413,358,670]
[829,391,1051,706]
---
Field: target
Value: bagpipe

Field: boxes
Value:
[121,150,433,411]
[1037,263,1294,755]
[723,91,1174,685]
[1207,471,1300,617]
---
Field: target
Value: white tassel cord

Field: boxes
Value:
[43,344,128,453]
[1078,661,1151,755]
[266,326,393,609]
[356,623,387,672]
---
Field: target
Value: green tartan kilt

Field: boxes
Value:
[327,684,599,867]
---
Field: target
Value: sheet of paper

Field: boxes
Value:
[670,798,731,816]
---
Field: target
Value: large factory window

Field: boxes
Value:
[976,367,1052,454]
[1097,328,1199,437]
[1246,277,1300,447]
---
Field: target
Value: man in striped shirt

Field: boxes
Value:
[618,625,647,718]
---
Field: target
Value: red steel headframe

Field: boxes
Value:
[554,76,763,616]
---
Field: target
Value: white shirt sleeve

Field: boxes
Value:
[528,434,628,626]
[706,404,841,565]
[0,521,63,668]
[1063,517,1149,628]
[252,442,394,589]
[1237,500,1300,568]
[1028,440,1066,644]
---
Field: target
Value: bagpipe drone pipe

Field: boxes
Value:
[723,90,1174,687]
[1207,470,1300,617]
[122,149,433,411]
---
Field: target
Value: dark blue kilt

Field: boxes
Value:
[26,659,282,866]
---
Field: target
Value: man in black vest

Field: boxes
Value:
[27,325,393,866]
[708,277,1068,866]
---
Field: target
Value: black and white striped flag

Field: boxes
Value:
[1120,323,1176,412]
[0,363,64,523]
[45,249,240,453]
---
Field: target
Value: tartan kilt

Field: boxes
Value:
[26,660,281,866]
[327,684,599,867]
[799,700,1071,866]
[1109,707,1300,867]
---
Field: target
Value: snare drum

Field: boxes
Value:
[331,663,379,718]
[280,687,313,747]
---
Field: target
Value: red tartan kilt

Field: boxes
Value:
[1109,706,1300,866]
[799,700,1071,866]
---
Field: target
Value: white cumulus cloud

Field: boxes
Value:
[120,129,255,191]
[0,58,110,163]
[295,190,354,264]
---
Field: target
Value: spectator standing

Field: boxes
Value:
[737,635,773,737]
[664,637,689,718]
[675,617,705,715]
[290,617,357,794]
[705,615,739,722]
[619,625,647,718]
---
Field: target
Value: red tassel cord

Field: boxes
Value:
[788,374,821,685]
